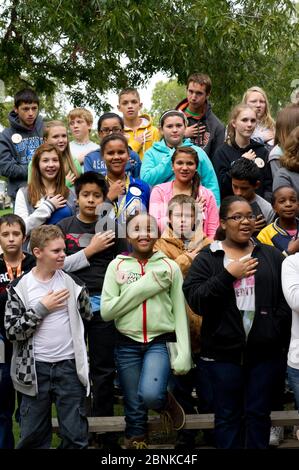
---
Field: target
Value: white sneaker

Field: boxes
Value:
[269,426,284,447]
[292,425,299,440]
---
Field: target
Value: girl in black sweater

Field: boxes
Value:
[213,104,272,201]
[183,196,291,449]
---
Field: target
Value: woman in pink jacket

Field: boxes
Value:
[149,146,219,239]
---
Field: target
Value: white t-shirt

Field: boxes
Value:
[223,250,256,338]
[69,140,99,165]
[27,270,74,362]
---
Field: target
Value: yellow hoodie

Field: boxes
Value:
[124,113,160,160]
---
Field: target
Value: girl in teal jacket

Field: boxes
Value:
[101,213,191,449]
[140,110,220,205]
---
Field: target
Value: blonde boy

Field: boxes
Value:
[5,225,92,448]
[68,108,99,166]
[117,88,160,160]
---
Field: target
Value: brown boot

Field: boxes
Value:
[160,391,186,432]
[124,435,148,449]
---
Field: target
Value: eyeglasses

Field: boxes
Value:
[100,127,122,134]
[224,214,257,222]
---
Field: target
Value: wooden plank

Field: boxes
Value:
[270,410,299,426]
[52,410,299,434]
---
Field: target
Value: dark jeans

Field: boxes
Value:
[287,365,299,409]
[85,313,116,417]
[0,363,15,449]
[171,358,215,447]
[17,359,88,449]
[198,357,283,449]
[271,352,288,411]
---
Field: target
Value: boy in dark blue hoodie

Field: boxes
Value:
[0,89,44,201]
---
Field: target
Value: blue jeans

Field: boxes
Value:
[17,359,88,449]
[287,365,299,409]
[198,357,283,449]
[115,342,171,438]
[0,363,15,449]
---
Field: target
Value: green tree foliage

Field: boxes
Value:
[149,79,186,125]
[0,0,298,121]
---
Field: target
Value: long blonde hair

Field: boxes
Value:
[28,143,69,207]
[226,103,256,147]
[242,86,275,130]
[44,120,79,179]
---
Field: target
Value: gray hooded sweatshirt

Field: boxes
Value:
[0,111,44,199]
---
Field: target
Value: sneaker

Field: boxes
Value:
[124,435,148,449]
[160,391,186,432]
[292,425,299,440]
[269,426,284,447]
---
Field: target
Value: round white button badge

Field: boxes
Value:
[11,133,22,144]
[129,186,142,197]
[254,157,265,168]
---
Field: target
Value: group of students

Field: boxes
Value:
[1,73,299,450]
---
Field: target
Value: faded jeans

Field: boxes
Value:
[115,342,171,438]
[17,359,88,449]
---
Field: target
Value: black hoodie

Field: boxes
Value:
[0,252,35,363]
[183,241,291,364]
[176,98,225,160]
[0,111,44,199]
[213,139,272,201]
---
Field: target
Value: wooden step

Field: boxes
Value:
[52,410,299,434]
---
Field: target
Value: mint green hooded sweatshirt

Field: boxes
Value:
[101,251,192,375]
[140,138,220,205]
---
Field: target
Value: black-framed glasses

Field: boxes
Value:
[100,127,122,134]
[224,214,256,222]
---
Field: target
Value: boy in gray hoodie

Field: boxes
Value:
[0,89,43,201]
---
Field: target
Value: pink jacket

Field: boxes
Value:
[149,181,219,239]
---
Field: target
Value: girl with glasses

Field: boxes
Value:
[84,112,141,178]
[183,195,291,449]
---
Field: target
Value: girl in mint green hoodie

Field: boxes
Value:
[101,213,192,449]
[140,110,220,205]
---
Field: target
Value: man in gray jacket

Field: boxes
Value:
[0,89,43,201]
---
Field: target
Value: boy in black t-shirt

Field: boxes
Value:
[0,214,35,448]
[58,172,125,449]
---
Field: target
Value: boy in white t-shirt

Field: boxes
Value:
[5,225,92,448]
[68,108,99,167]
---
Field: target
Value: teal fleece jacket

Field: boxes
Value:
[101,251,192,375]
[140,138,220,205]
